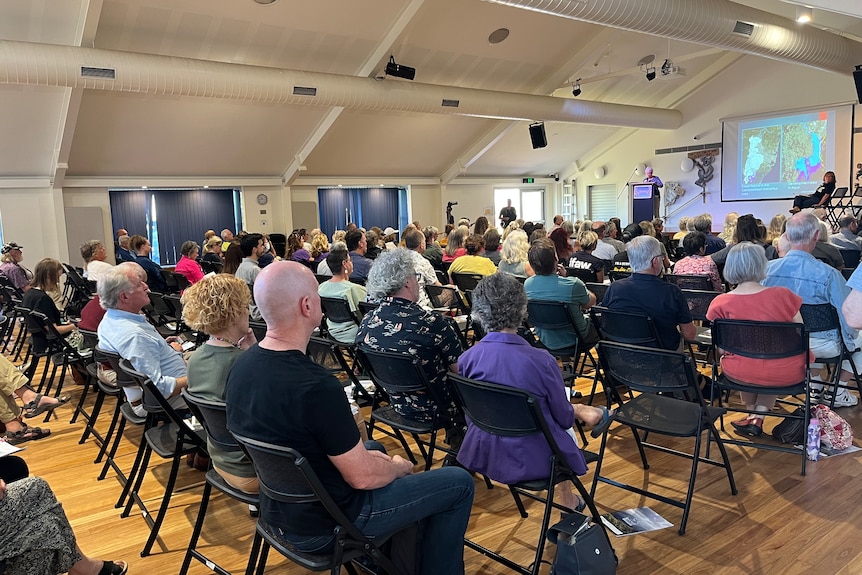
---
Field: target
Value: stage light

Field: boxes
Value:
[645,66,656,81]
[384,55,416,81]
[796,6,812,23]
[661,59,673,75]
[572,78,581,97]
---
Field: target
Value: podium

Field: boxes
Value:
[632,183,659,223]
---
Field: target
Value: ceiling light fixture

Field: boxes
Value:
[488,28,510,45]
[252,0,278,4]
[637,54,656,82]
[384,55,416,81]
[571,78,582,97]
[796,6,813,23]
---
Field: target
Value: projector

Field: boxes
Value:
[385,60,416,81]
[658,65,685,79]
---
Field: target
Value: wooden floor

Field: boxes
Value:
[10,330,862,575]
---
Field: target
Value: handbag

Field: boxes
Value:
[771,407,806,444]
[814,404,853,451]
[547,512,618,575]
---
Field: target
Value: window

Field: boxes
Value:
[587,184,618,224]
[494,188,545,227]
[110,188,243,266]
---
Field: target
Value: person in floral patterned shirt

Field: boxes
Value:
[672,231,723,292]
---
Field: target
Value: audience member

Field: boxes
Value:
[442,227,468,263]
[473,216,489,237]
[672,232,723,291]
[0,242,30,292]
[549,227,574,265]
[765,214,786,244]
[691,214,725,255]
[830,216,862,252]
[706,243,809,437]
[22,258,80,355]
[672,218,689,241]
[482,228,502,266]
[404,229,442,309]
[843,266,862,329]
[221,243,243,276]
[602,235,695,350]
[97,263,188,416]
[174,241,204,285]
[709,214,774,268]
[0,354,56,444]
[116,235,136,263]
[0,476,128,574]
[183,274,258,494]
[130,234,166,292]
[762,211,861,406]
[448,234,497,278]
[639,220,671,267]
[422,226,443,269]
[257,234,278,268]
[567,231,605,282]
[226,260,473,573]
[589,221,618,260]
[202,236,224,265]
[235,233,265,287]
[498,229,532,278]
[80,240,113,284]
[525,237,599,353]
[456,272,609,510]
[345,229,373,283]
[220,228,235,252]
[611,223,644,272]
[318,246,367,344]
[718,213,738,244]
[310,232,330,264]
[813,220,844,269]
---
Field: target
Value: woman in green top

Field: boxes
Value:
[317,244,367,344]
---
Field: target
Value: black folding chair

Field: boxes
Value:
[666,274,713,291]
[589,306,661,347]
[585,282,608,304]
[824,186,850,230]
[565,267,597,284]
[179,391,263,575]
[799,303,861,409]
[711,319,811,476]
[594,341,737,534]
[448,373,614,575]
[838,250,861,269]
[681,289,722,368]
[231,434,404,575]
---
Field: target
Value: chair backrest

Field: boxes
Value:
[249,320,267,342]
[681,289,722,322]
[95,346,138,388]
[450,272,483,293]
[199,259,223,275]
[839,250,861,269]
[357,301,379,317]
[585,282,608,304]
[565,267,597,284]
[182,389,242,454]
[314,273,330,285]
[711,319,809,361]
[799,303,840,335]
[666,274,713,291]
[29,310,87,360]
[160,269,180,293]
[448,372,547,439]
[525,300,580,353]
[320,296,360,326]
[842,267,855,281]
[355,344,443,405]
[590,305,661,347]
[425,284,468,313]
[608,269,631,282]
[597,341,703,400]
[829,186,849,203]
[434,270,448,285]
[171,271,191,292]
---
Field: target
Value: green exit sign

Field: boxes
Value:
[522,177,534,184]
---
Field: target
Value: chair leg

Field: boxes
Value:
[70,374,92,425]
[141,451,184,557]
[80,388,106,445]
[97,404,124,469]
[530,480,557,575]
[423,429,438,471]
[508,485,528,518]
[253,541,270,575]
[245,532,264,575]
[709,425,738,496]
[179,482,212,575]
[118,438,150,511]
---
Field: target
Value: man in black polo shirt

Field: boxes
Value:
[225,261,474,574]
[601,235,695,350]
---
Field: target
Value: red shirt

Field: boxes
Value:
[174,255,204,285]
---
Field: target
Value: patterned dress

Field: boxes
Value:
[0,477,82,574]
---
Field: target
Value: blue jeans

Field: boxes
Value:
[281,444,475,575]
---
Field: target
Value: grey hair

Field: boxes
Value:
[723,241,768,284]
[80,240,103,263]
[818,220,829,242]
[118,235,131,249]
[785,211,820,244]
[627,235,662,272]
[365,248,415,301]
[692,214,712,233]
[470,272,527,332]
[98,262,145,310]
[181,240,199,257]
[561,221,574,236]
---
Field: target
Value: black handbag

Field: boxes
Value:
[772,407,806,444]
[546,512,618,575]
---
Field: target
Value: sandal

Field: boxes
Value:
[4,425,51,445]
[23,394,70,419]
[98,560,128,575]
[589,406,615,438]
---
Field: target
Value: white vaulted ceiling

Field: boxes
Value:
[0,0,861,183]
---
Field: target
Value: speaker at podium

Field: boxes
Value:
[631,182,659,223]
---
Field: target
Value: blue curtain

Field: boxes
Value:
[109,190,150,237]
[152,189,237,265]
[318,187,405,236]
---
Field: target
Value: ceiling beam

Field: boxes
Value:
[51,0,103,191]
[281,0,425,186]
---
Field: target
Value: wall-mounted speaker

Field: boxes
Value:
[529,122,547,149]
[854,65,862,105]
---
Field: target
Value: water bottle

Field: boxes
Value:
[806,418,821,461]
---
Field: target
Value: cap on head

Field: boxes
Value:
[1,242,23,254]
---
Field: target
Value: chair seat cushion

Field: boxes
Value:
[205,468,260,506]
[615,394,724,436]
[371,405,436,434]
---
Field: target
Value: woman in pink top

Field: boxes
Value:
[673,231,723,291]
[706,242,809,437]
[174,241,204,285]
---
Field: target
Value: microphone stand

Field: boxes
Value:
[616,166,639,201]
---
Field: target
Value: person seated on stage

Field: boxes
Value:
[457,272,610,511]
[567,230,605,283]
[183,274,258,494]
[226,260,474,574]
[602,235,695,351]
[790,171,836,214]
[497,229,533,278]
[317,246,367,345]
[0,475,128,574]
[525,237,599,353]
[447,234,497,279]
[706,242,811,437]
[672,231,723,292]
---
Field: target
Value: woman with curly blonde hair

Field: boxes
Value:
[498,229,533,278]
[765,213,786,244]
[310,232,330,263]
[182,275,258,495]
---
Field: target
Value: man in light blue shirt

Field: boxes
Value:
[97,262,188,413]
[763,211,861,406]
[829,216,862,252]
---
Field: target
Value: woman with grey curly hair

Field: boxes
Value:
[457,272,610,511]
[364,248,415,302]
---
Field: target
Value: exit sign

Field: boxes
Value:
[522,177,534,184]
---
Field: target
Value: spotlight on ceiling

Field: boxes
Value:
[252,0,278,4]
[645,66,656,81]
[572,78,582,97]
[796,6,813,23]
[385,55,416,81]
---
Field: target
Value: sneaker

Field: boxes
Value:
[131,403,148,418]
[824,389,858,408]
